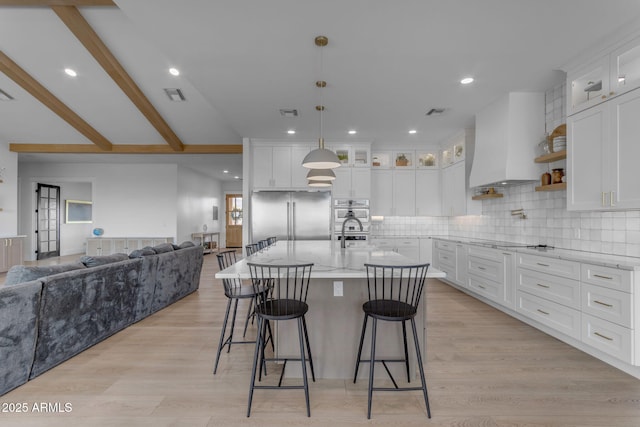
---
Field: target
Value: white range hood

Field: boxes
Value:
[470,92,545,188]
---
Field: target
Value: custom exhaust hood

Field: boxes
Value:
[470,92,546,188]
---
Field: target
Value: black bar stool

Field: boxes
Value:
[213,250,271,374]
[247,262,315,417]
[353,263,432,419]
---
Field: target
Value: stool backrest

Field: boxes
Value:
[248,262,313,306]
[245,243,260,256]
[217,250,241,297]
[364,263,430,314]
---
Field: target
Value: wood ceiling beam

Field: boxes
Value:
[0,1,115,6]
[52,5,185,152]
[0,51,113,151]
[10,143,243,154]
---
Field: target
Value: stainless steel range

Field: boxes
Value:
[333,199,370,247]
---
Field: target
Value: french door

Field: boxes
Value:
[225,194,242,248]
[36,183,61,260]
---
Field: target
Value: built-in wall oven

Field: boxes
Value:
[333,199,370,246]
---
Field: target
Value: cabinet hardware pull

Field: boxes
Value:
[536,283,550,288]
[537,309,549,315]
[536,263,549,267]
[478,285,486,290]
[602,192,606,207]
[594,300,613,308]
[502,253,512,256]
[478,266,486,270]
[593,274,613,280]
[594,332,613,341]
[610,191,616,207]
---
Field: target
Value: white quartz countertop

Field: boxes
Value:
[215,240,446,279]
[433,236,640,271]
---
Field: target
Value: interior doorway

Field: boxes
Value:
[225,194,242,248]
[36,183,61,260]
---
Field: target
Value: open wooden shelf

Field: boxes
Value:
[535,150,566,163]
[535,182,567,192]
[472,193,504,200]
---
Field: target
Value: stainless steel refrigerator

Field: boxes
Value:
[251,191,331,242]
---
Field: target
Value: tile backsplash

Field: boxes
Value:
[372,81,640,258]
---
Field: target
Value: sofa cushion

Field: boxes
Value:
[79,253,129,268]
[0,280,42,395]
[178,241,196,249]
[4,263,86,286]
[152,243,174,254]
[129,247,156,258]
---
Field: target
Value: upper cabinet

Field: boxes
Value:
[442,130,481,216]
[328,144,371,168]
[568,87,640,210]
[568,35,640,116]
[252,144,311,190]
[371,150,416,169]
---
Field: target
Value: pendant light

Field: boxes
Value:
[308,179,333,187]
[306,166,336,181]
[302,36,340,170]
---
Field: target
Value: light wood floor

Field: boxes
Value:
[2,253,640,426]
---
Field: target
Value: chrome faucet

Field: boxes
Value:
[341,212,363,249]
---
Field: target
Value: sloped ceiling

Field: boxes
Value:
[1,0,640,180]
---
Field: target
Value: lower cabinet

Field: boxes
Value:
[467,245,515,309]
[0,236,24,273]
[371,237,419,261]
[86,237,174,256]
[434,239,640,372]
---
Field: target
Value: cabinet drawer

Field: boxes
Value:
[581,284,632,328]
[439,263,456,285]
[435,240,456,251]
[468,275,502,305]
[582,313,633,364]
[468,245,511,263]
[517,268,580,309]
[396,239,419,249]
[517,253,580,280]
[581,264,632,293]
[516,290,581,340]
[468,256,503,284]
[436,250,455,269]
[371,238,394,249]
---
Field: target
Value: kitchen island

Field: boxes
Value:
[215,240,445,379]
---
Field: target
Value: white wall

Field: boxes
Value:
[176,165,222,245]
[0,141,19,236]
[19,162,178,260]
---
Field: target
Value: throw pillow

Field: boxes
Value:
[79,253,129,268]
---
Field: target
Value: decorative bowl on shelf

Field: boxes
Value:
[92,228,104,237]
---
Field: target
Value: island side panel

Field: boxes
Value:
[274,277,426,380]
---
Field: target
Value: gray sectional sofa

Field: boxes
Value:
[0,242,203,396]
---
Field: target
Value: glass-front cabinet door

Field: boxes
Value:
[393,150,414,169]
[611,36,640,99]
[568,56,609,115]
[371,151,392,169]
[416,151,438,168]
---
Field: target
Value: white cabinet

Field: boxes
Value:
[567,35,640,116]
[392,170,416,216]
[370,169,393,216]
[371,237,419,261]
[86,237,173,256]
[0,236,24,273]
[516,253,582,340]
[432,239,460,287]
[568,87,640,210]
[467,245,516,309]
[370,169,415,216]
[419,238,432,264]
[415,169,441,216]
[252,144,311,189]
[332,167,371,199]
[442,162,467,216]
[330,144,371,167]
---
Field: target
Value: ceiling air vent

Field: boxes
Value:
[164,88,186,102]
[279,109,298,118]
[426,108,446,116]
[0,89,14,101]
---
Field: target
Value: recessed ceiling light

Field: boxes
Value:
[234,176,240,179]
[169,67,180,76]
[460,77,474,85]
[408,129,417,134]
[287,129,296,134]
[501,182,508,185]
[64,68,77,77]
[223,170,229,174]
[348,130,357,135]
